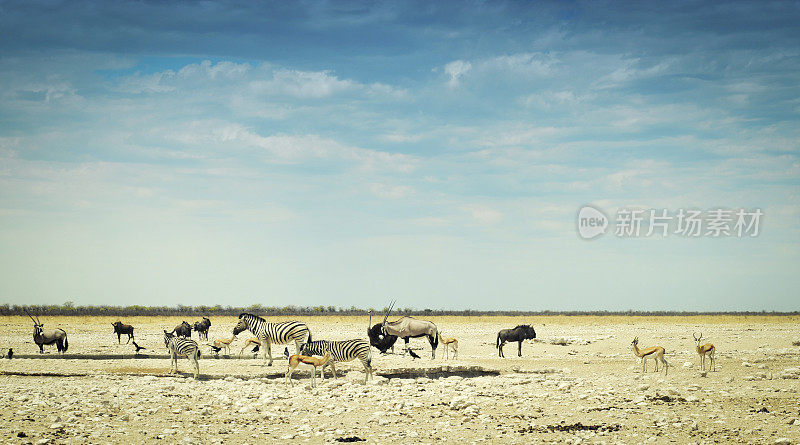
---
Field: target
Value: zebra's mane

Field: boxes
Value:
[238,313,265,322]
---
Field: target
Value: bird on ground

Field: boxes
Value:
[408,348,421,359]
[132,341,146,354]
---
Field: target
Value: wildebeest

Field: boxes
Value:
[193,317,211,341]
[173,321,192,338]
[368,301,438,359]
[111,321,135,344]
[497,325,536,357]
[25,309,68,353]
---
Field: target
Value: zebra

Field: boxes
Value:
[300,339,373,384]
[232,313,311,366]
[163,330,201,379]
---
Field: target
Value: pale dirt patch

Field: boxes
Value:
[0,315,799,444]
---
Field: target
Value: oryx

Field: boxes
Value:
[368,300,438,359]
[24,309,69,353]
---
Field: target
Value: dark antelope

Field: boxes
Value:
[497,325,536,357]
[172,321,192,338]
[25,309,68,353]
[193,317,211,341]
[111,321,135,344]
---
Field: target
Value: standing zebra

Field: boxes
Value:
[232,313,311,366]
[300,339,373,384]
[163,330,201,379]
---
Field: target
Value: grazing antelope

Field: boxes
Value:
[693,332,715,371]
[285,352,331,387]
[172,321,192,338]
[631,337,669,374]
[438,333,458,359]
[239,337,262,358]
[212,336,235,356]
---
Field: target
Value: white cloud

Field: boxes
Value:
[461,204,503,225]
[370,183,415,199]
[444,60,472,88]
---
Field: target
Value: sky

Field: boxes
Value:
[0,1,798,311]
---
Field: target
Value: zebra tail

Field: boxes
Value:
[195,349,201,359]
[306,330,312,343]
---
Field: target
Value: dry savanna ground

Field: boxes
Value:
[1,315,799,444]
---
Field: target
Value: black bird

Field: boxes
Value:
[210,345,223,357]
[408,348,421,360]
[283,347,289,358]
[252,344,260,356]
[6,348,12,359]
[132,341,146,354]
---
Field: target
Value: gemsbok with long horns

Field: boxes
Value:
[369,300,439,359]
[693,332,715,372]
[25,309,68,353]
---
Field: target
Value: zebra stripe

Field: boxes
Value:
[300,339,373,383]
[234,313,311,366]
[163,330,200,378]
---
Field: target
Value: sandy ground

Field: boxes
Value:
[0,315,799,444]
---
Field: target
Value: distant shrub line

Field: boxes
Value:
[0,303,797,317]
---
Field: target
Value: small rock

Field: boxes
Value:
[773,439,791,445]
[49,423,64,430]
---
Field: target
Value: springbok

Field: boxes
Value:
[239,337,262,358]
[369,300,438,359]
[212,336,235,356]
[285,352,331,386]
[693,332,715,371]
[631,337,669,374]
[438,333,458,359]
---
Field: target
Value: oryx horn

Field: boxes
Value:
[382,299,396,325]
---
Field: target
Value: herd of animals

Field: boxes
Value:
[11,306,718,384]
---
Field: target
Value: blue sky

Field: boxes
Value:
[1,1,798,310]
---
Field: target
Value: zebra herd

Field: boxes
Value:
[162,313,374,383]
